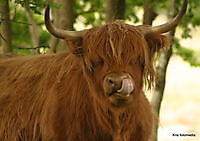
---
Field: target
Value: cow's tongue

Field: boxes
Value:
[117,78,134,95]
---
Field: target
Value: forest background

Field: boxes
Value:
[0,0,200,140]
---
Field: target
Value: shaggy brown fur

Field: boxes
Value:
[0,21,170,141]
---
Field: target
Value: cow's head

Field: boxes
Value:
[45,0,187,107]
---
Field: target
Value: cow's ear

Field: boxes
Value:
[145,34,171,54]
[65,37,84,56]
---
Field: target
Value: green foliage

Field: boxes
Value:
[9,0,50,54]
[11,9,32,48]
[126,0,140,23]
[40,31,50,46]
[186,0,200,26]
[75,0,104,26]
[0,0,6,4]
[174,39,200,67]
[13,47,32,54]
[178,0,200,39]
[171,0,200,67]
[14,0,46,14]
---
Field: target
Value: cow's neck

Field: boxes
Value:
[111,110,131,141]
[94,103,133,141]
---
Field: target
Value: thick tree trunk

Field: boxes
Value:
[105,0,125,23]
[24,4,40,54]
[0,0,12,54]
[150,0,178,141]
[48,0,75,53]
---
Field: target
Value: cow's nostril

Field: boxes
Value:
[107,78,114,84]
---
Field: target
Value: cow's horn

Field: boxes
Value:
[143,0,188,35]
[44,4,86,39]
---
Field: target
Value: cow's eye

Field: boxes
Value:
[93,59,104,68]
[90,59,104,72]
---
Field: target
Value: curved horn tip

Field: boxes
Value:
[43,1,92,38]
[44,2,65,39]
[45,5,50,19]
[44,3,51,33]
[182,0,188,15]
[143,0,188,35]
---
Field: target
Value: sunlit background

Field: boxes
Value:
[148,26,200,140]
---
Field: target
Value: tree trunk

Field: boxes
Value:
[143,0,157,25]
[151,48,172,141]
[0,0,12,54]
[150,0,178,141]
[105,0,125,23]
[24,3,40,54]
[48,0,75,53]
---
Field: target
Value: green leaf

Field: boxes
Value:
[174,39,200,67]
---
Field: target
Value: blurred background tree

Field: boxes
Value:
[0,0,200,140]
[0,0,12,53]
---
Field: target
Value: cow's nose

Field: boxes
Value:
[104,73,134,96]
[106,75,124,90]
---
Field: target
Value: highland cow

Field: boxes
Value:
[0,0,187,141]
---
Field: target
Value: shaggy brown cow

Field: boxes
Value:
[0,0,187,141]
